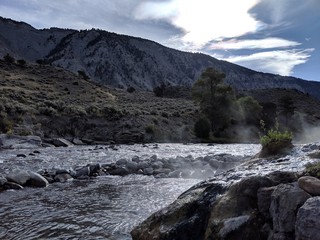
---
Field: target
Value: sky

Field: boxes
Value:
[0,0,319,81]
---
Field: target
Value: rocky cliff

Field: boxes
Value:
[1,16,320,99]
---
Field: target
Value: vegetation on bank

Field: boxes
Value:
[0,54,317,145]
[192,67,262,141]
[191,67,296,153]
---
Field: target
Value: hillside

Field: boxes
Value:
[0,60,198,143]
[1,17,320,99]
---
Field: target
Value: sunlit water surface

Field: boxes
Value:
[1,143,290,239]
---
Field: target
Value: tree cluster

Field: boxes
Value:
[192,68,262,140]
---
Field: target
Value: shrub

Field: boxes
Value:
[304,162,320,178]
[3,53,15,64]
[36,59,45,65]
[194,117,210,139]
[17,59,26,66]
[78,70,89,80]
[260,129,293,147]
[153,85,165,97]
[259,129,293,156]
[0,116,13,133]
[145,125,155,134]
[127,86,136,93]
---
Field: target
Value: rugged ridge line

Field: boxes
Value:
[1,16,320,98]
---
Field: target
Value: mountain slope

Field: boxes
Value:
[1,17,320,98]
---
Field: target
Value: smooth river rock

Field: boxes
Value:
[298,176,320,196]
[6,169,49,187]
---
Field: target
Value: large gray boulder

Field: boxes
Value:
[269,183,311,238]
[0,134,42,149]
[6,169,49,187]
[131,181,227,240]
[296,197,320,240]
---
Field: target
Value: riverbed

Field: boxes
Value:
[0,143,315,239]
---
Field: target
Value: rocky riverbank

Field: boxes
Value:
[1,134,320,239]
[131,143,320,240]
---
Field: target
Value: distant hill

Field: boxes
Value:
[1,16,320,99]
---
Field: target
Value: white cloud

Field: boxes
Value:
[135,0,264,49]
[210,38,301,50]
[223,49,314,76]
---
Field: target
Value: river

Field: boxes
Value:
[0,143,313,239]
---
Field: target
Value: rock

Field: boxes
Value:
[298,176,320,196]
[6,169,48,187]
[109,167,130,176]
[219,215,251,238]
[72,138,84,145]
[54,173,73,182]
[4,181,24,190]
[296,196,320,240]
[0,176,7,186]
[205,176,274,238]
[116,159,128,165]
[16,154,27,158]
[52,138,73,147]
[269,182,311,236]
[0,134,42,149]
[27,171,49,187]
[168,170,181,178]
[88,163,101,176]
[143,167,153,175]
[6,169,31,185]
[257,186,276,220]
[75,166,90,178]
[126,161,138,171]
[131,182,227,240]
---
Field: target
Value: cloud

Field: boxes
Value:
[223,49,314,76]
[210,38,301,50]
[135,0,264,49]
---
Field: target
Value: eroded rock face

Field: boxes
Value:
[269,183,311,238]
[296,197,320,240]
[130,171,306,240]
[131,182,227,240]
[0,134,42,149]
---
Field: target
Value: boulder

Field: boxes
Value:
[6,169,48,187]
[72,138,84,145]
[54,173,73,183]
[27,171,49,187]
[205,176,274,239]
[0,134,42,149]
[257,186,276,220]
[131,182,227,240]
[296,196,320,240]
[74,166,90,178]
[4,181,24,190]
[52,138,73,147]
[298,176,320,196]
[269,183,311,237]
[6,169,31,185]
[126,161,138,171]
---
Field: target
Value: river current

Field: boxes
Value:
[0,143,313,239]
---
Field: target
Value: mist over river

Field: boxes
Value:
[0,143,314,239]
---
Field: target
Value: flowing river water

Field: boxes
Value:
[0,143,315,239]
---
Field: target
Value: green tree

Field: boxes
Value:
[237,96,262,125]
[192,68,235,136]
[194,117,210,139]
[278,95,295,126]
